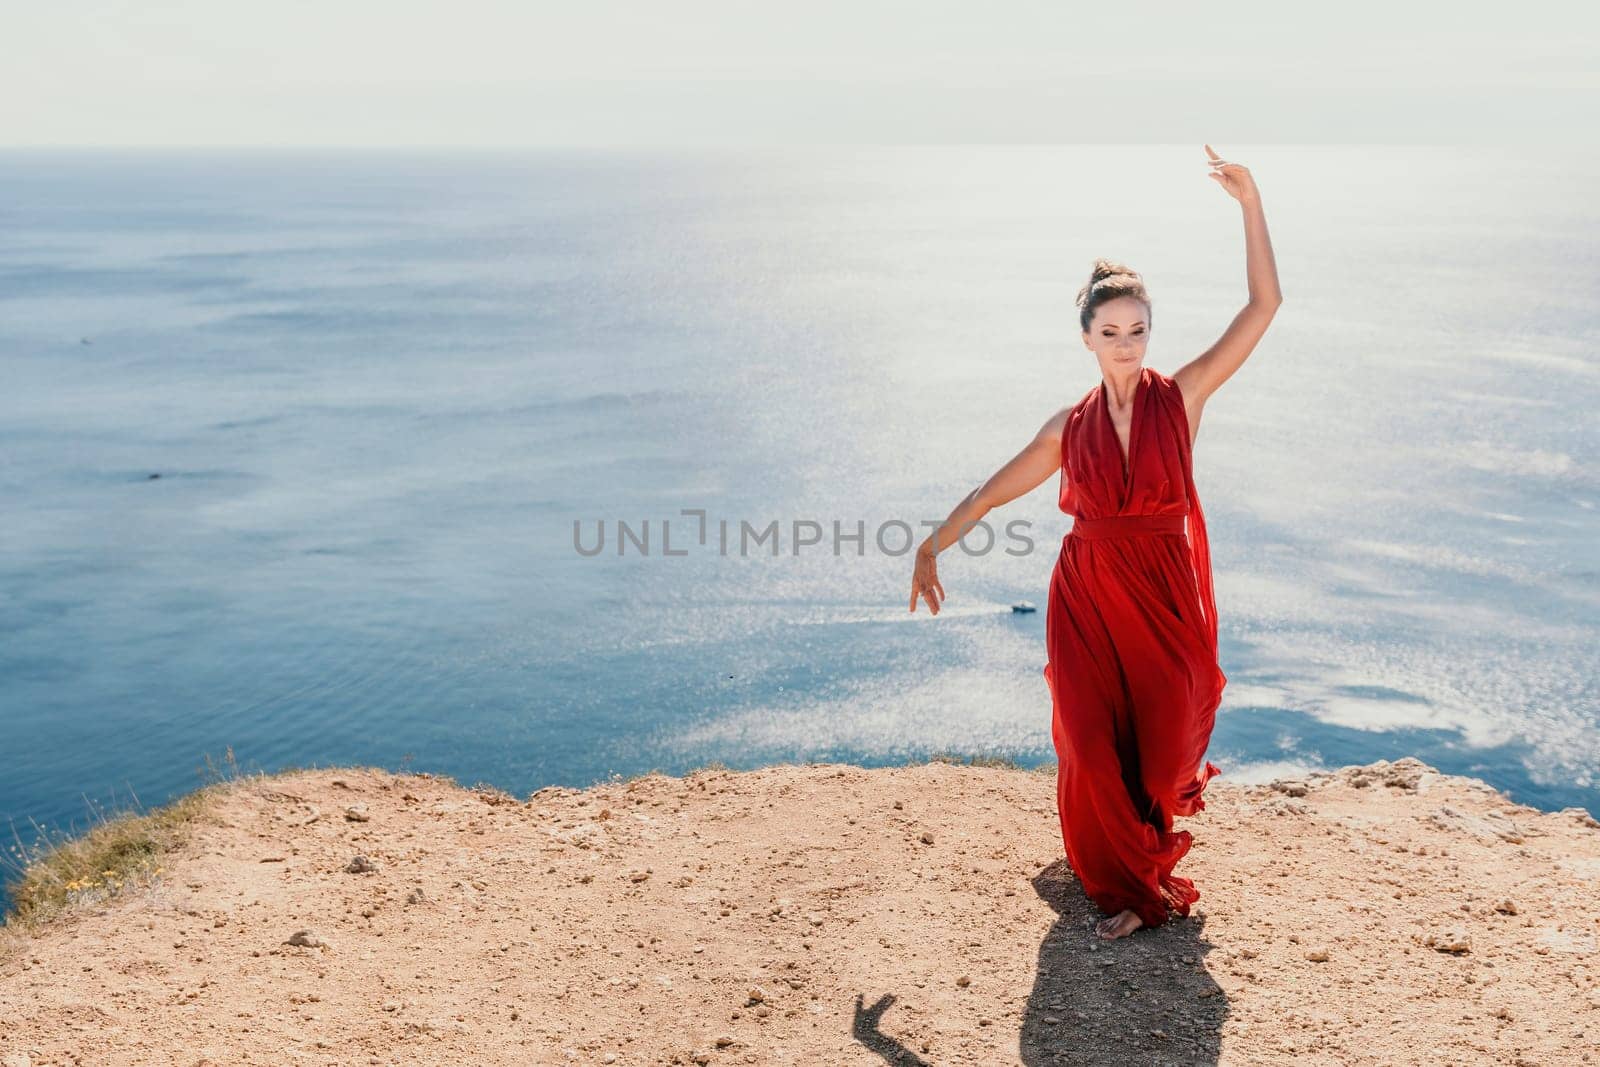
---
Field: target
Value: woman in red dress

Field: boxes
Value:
[910,146,1283,940]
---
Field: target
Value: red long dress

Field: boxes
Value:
[1042,364,1227,930]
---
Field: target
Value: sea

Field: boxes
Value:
[2,146,1596,915]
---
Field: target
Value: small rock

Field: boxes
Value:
[1494,899,1518,915]
[344,804,370,822]
[920,831,934,845]
[714,1035,734,1048]
[1305,947,1330,962]
[1559,806,1600,829]
[345,855,376,874]
[285,930,328,949]
[1423,930,1471,954]
[955,975,970,987]
[406,887,428,905]
[746,985,767,1004]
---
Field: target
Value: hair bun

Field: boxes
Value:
[1074,257,1152,331]
[1091,257,1139,284]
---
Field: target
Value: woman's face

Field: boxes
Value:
[1082,296,1151,372]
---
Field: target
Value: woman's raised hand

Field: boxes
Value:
[1204,144,1261,204]
[909,544,945,615]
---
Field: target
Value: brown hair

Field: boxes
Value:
[1075,258,1152,333]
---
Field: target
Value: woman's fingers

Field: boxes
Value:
[909,562,944,615]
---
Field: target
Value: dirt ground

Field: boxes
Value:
[1,756,1597,1066]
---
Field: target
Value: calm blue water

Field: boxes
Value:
[3,147,1597,913]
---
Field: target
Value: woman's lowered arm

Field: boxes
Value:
[910,406,1070,614]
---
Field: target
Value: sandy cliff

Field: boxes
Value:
[1,757,1597,1066]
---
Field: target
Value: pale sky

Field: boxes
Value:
[3,0,1595,146]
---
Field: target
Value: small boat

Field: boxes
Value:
[1011,600,1036,613]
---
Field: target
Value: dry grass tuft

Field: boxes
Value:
[2,747,323,942]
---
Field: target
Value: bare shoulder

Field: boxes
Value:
[1037,402,1080,445]
[1166,364,1207,449]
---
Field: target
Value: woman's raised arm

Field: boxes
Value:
[1174,144,1284,421]
[910,407,1070,614]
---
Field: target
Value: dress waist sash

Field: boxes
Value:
[1068,513,1187,541]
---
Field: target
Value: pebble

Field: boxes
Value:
[344,804,370,822]
[1424,930,1471,954]
[1559,807,1600,829]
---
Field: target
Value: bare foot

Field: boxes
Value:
[1095,909,1144,940]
